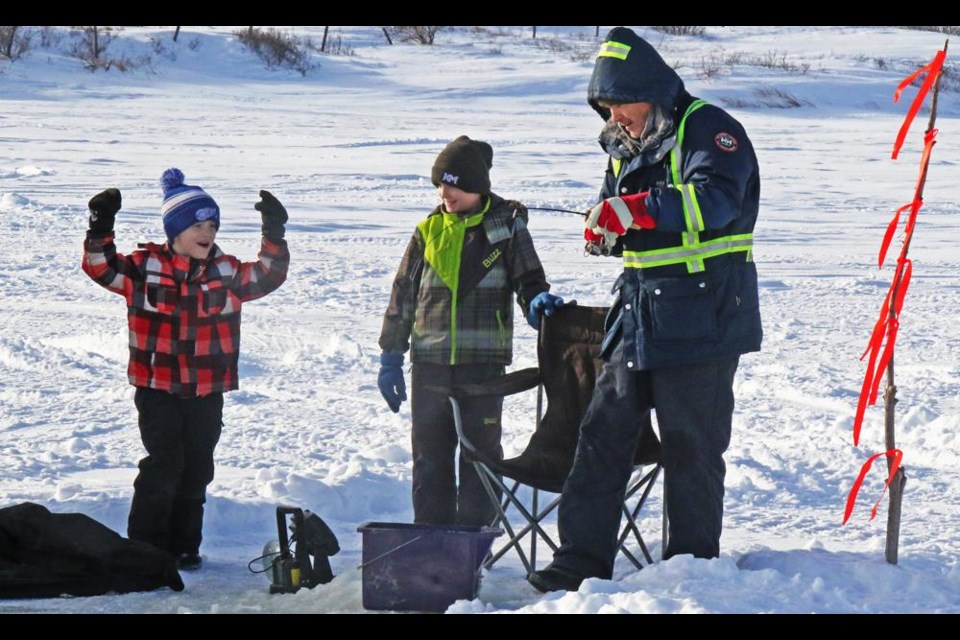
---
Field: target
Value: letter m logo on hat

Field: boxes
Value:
[442,172,459,185]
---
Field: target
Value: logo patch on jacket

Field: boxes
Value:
[715,132,738,152]
[482,248,502,268]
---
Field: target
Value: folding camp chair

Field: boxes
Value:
[447,305,662,575]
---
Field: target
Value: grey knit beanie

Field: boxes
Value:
[431,135,493,195]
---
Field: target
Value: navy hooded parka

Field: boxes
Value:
[588,27,762,370]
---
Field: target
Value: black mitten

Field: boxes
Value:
[254,189,288,240]
[88,188,122,234]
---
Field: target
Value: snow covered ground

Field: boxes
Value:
[1,26,959,614]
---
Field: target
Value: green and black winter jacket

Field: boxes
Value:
[379,193,549,366]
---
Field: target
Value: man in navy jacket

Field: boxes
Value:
[529,26,763,593]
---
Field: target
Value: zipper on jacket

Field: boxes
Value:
[495,309,507,348]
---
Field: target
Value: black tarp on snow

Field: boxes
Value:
[0,502,184,598]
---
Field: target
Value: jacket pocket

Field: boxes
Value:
[599,314,622,361]
[202,282,228,316]
[145,283,178,314]
[643,276,718,345]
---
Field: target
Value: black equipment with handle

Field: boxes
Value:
[268,505,340,594]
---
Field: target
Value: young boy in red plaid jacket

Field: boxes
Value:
[82,168,290,571]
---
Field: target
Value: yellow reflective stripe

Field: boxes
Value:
[612,157,622,178]
[681,229,705,273]
[598,41,631,60]
[668,99,711,273]
[679,183,706,273]
[622,234,754,270]
[677,184,704,233]
[670,148,680,187]
[670,99,709,186]
[618,98,731,273]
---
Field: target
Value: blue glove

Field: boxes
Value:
[526,292,573,330]
[378,352,407,413]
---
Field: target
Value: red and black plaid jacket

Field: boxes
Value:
[83,233,289,398]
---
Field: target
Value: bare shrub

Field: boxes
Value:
[469,26,511,39]
[899,26,960,36]
[532,35,594,62]
[650,26,706,37]
[67,26,144,72]
[693,50,743,81]
[720,97,754,109]
[235,27,317,76]
[568,47,594,63]
[39,26,60,49]
[387,26,445,45]
[150,35,177,62]
[724,51,745,66]
[534,35,573,53]
[0,26,33,61]
[103,54,145,73]
[938,65,960,92]
[697,53,723,80]
[864,52,959,94]
[721,87,813,109]
[755,87,812,108]
[69,26,117,69]
[315,30,355,57]
[907,59,960,93]
[752,50,810,75]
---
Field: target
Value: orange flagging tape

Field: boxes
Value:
[843,449,903,525]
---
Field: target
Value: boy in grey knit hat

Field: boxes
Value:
[377,135,567,526]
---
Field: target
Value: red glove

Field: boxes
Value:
[584,192,655,256]
[583,227,608,256]
[584,227,605,243]
[594,192,656,235]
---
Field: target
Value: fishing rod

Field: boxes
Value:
[527,206,588,217]
[527,206,616,256]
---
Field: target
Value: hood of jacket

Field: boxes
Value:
[587,27,686,121]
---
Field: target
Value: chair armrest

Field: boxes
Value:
[425,367,541,399]
[451,367,541,398]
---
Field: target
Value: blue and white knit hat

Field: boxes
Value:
[160,168,220,242]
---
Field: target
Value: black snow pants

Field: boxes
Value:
[127,388,223,556]
[550,340,739,579]
[410,362,505,527]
